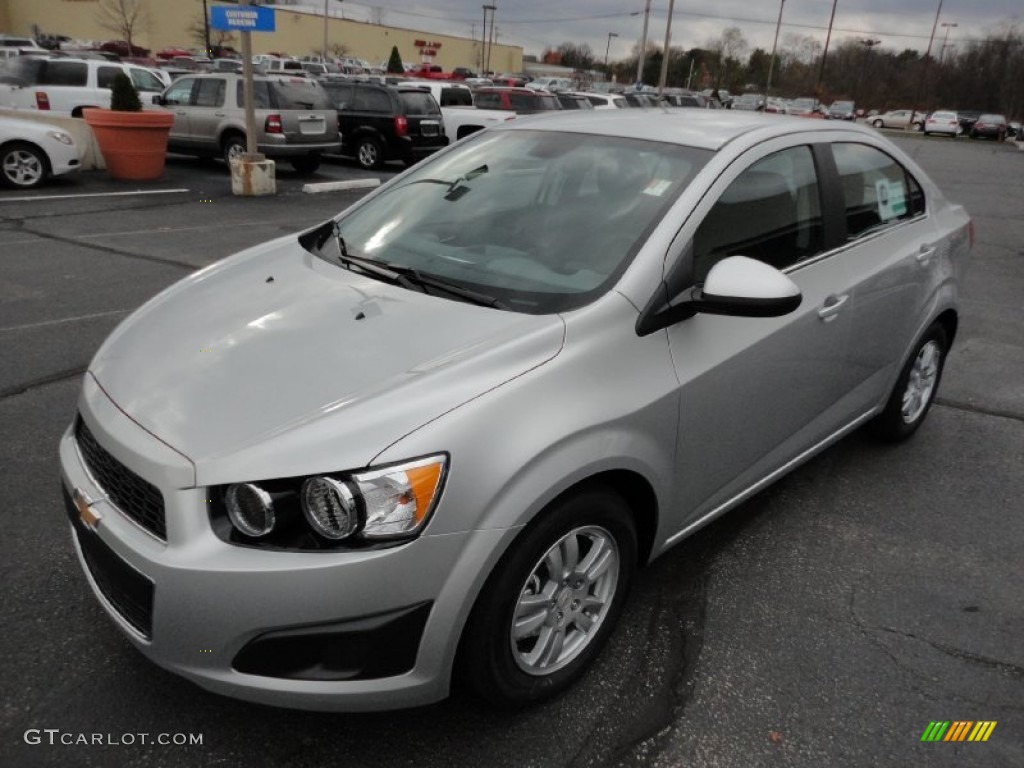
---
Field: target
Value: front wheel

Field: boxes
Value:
[869,323,948,442]
[0,142,48,189]
[872,119,883,128]
[458,487,637,707]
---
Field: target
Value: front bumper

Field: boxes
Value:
[59,378,514,711]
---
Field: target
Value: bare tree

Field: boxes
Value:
[96,0,146,53]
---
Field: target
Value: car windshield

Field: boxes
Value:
[309,129,710,313]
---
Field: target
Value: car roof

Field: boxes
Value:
[502,109,881,151]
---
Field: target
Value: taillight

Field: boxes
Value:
[265,114,283,134]
[35,92,50,110]
[394,115,408,137]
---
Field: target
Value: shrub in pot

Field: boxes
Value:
[84,72,174,180]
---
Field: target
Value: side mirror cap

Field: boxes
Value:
[636,255,802,336]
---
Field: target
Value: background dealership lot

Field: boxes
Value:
[1,136,1022,767]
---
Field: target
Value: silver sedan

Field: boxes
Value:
[59,110,970,711]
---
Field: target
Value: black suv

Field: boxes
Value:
[321,81,448,169]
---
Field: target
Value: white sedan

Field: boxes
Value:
[923,110,961,137]
[0,116,80,189]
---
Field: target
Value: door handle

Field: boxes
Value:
[916,244,937,264]
[176,110,186,115]
[214,112,225,117]
[818,293,849,321]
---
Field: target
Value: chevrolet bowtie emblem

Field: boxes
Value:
[73,488,102,530]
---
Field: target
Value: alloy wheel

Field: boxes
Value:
[901,340,941,424]
[3,149,44,187]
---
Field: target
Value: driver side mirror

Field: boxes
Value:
[636,255,802,336]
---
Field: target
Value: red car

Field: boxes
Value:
[472,87,561,113]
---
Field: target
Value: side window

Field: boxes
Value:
[832,143,925,241]
[692,146,824,283]
[96,66,122,89]
[130,68,164,93]
[353,88,391,112]
[324,84,354,109]
[163,78,195,106]
[194,78,225,107]
[441,87,472,107]
[235,80,270,108]
[41,61,88,86]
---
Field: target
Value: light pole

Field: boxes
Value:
[482,4,496,74]
[636,0,651,86]
[323,0,329,61]
[765,0,785,98]
[202,0,211,56]
[656,0,676,99]
[856,37,880,108]
[940,22,958,64]
[604,32,618,73]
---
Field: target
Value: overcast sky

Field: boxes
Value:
[331,0,1022,61]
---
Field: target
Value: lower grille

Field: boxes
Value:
[64,487,154,639]
[74,416,167,541]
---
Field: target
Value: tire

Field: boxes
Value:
[290,154,321,175]
[221,133,246,165]
[913,122,923,132]
[0,141,49,189]
[872,119,883,128]
[869,323,948,442]
[459,486,637,707]
[923,131,929,136]
[356,137,383,170]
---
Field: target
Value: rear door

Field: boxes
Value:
[823,141,940,412]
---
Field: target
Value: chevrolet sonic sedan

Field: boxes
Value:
[60,110,970,711]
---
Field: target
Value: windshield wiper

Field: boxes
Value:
[398,164,489,200]
[382,262,508,309]
[327,222,421,289]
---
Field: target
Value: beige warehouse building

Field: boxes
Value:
[0,0,522,73]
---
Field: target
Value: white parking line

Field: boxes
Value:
[0,189,190,203]
[0,309,131,333]
[303,179,381,194]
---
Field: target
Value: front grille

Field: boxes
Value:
[74,417,167,541]
[64,487,154,639]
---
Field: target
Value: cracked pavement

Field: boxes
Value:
[1,138,1022,767]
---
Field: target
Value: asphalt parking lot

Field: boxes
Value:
[2,135,1022,768]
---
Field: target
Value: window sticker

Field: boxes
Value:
[876,179,907,221]
[643,179,672,197]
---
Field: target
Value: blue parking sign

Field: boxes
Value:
[210,5,276,32]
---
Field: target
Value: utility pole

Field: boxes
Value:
[323,0,329,61]
[636,0,651,85]
[482,4,496,74]
[765,0,784,97]
[604,32,618,73]
[814,0,839,110]
[910,0,944,128]
[656,0,676,99]
[487,5,497,74]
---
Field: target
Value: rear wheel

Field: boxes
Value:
[221,133,246,165]
[290,154,321,175]
[0,142,48,189]
[459,486,637,707]
[356,137,383,170]
[869,323,948,442]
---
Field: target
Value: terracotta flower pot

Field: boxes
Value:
[83,109,175,181]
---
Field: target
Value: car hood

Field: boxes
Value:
[90,236,565,485]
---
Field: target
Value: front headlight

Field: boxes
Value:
[46,130,74,146]
[209,454,448,550]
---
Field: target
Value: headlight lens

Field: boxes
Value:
[225,483,275,537]
[302,477,359,540]
[46,130,74,146]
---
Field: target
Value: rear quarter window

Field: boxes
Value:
[441,87,473,107]
[43,61,88,86]
[832,143,925,241]
[399,91,440,115]
[352,87,393,113]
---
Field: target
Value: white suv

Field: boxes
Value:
[0,57,165,116]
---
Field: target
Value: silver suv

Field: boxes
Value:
[157,73,341,174]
